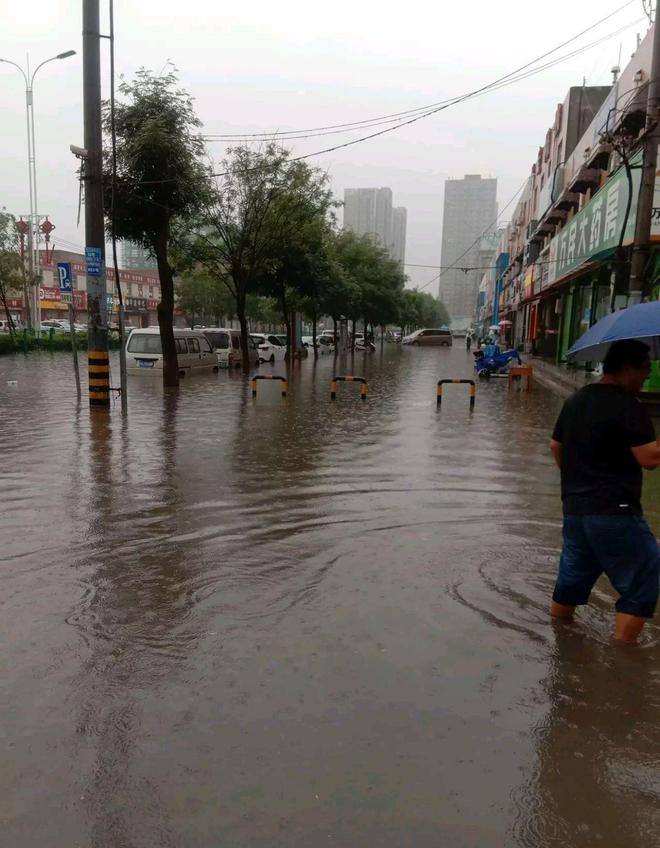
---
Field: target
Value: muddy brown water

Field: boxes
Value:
[1,345,659,847]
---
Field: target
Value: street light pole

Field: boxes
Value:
[0,49,76,334]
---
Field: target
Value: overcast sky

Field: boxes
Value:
[1,0,648,290]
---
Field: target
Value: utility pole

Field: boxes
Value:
[83,0,110,407]
[628,5,660,304]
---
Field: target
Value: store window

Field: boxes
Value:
[592,283,611,323]
[570,284,592,345]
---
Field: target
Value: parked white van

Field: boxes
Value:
[203,327,259,368]
[126,327,218,375]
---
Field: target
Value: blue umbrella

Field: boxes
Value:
[567,301,660,363]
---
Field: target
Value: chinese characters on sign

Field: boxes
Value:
[543,148,660,289]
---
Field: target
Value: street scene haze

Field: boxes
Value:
[2,1,660,846]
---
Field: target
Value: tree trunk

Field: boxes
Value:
[237,289,251,373]
[312,307,318,361]
[0,282,16,343]
[154,233,179,388]
[277,285,292,363]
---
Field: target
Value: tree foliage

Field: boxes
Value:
[103,68,210,386]
[0,211,24,338]
[399,289,450,334]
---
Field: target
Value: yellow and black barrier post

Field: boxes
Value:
[436,378,476,409]
[330,375,368,401]
[88,350,111,407]
[251,374,288,398]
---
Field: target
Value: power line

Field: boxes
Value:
[136,14,643,186]
[203,0,637,142]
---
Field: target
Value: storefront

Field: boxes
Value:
[39,286,87,320]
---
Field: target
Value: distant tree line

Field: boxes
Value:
[104,69,449,385]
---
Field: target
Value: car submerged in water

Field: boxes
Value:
[402,328,453,347]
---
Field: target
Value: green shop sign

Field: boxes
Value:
[546,151,643,287]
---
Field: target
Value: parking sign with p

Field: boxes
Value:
[57,262,73,292]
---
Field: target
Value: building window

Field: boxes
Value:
[138,285,144,297]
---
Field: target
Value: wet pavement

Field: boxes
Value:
[1,345,659,847]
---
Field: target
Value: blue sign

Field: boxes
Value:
[56,262,72,292]
[85,246,102,277]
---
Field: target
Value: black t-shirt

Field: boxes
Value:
[552,383,656,515]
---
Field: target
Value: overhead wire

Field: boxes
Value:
[203,0,638,141]
[136,13,645,186]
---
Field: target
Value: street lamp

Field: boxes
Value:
[0,49,76,334]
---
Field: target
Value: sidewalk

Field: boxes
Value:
[529,355,660,415]
[527,356,597,399]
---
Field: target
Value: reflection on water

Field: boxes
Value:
[1,347,658,847]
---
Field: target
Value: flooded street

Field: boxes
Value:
[2,345,659,847]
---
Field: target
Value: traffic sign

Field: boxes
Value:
[60,292,73,305]
[57,262,73,292]
[85,246,102,277]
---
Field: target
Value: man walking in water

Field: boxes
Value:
[549,340,660,643]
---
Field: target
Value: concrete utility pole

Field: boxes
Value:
[83,0,110,408]
[628,6,660,303]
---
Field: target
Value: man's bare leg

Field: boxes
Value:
[614,612,646,644]
[551,601,576,619]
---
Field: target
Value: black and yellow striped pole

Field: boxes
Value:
[436,378,476,408]
[330,375,368,400]
[251,374,288,398]
[88,349,110,406]
[84,0,110,408]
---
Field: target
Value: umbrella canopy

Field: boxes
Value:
[498,319,512,327]
[488,325,500,332]
[567,301,660,363]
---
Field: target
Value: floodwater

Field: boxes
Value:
[1,344,659,848]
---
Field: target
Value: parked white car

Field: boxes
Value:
[40,320,70,334]
[204,328,259,368]
[250,333,287,363]
[126,327,218,375]
[302,335,334,355]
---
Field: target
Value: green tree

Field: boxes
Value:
[0,211,24,340]
[103,68,210,387]
[190,144,336,370]
[255,162,336,357]
[330,231,404,343]
[245,294,281,329]
[175,269,235,327]
[399,288,447,335]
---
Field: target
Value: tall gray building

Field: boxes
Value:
[343,187,406,265]
[391,207,407,266]
[439,175,497,328]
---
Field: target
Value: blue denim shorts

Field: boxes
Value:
[554,515,660,618]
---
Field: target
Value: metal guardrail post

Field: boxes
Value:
[330,375,368,401]
[436,378,476,409]
[251,374,288,398]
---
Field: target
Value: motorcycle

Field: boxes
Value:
[473,345,521,378]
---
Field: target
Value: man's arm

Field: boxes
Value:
[631,440,660,471]
[549,439,562,469]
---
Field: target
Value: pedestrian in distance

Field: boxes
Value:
[549,339,660,643]
[466,333,472,351]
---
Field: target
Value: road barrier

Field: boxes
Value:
[437,378,476,409]
[508,365,533,391]
[251,374,288,398]
[330,375,368,400]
